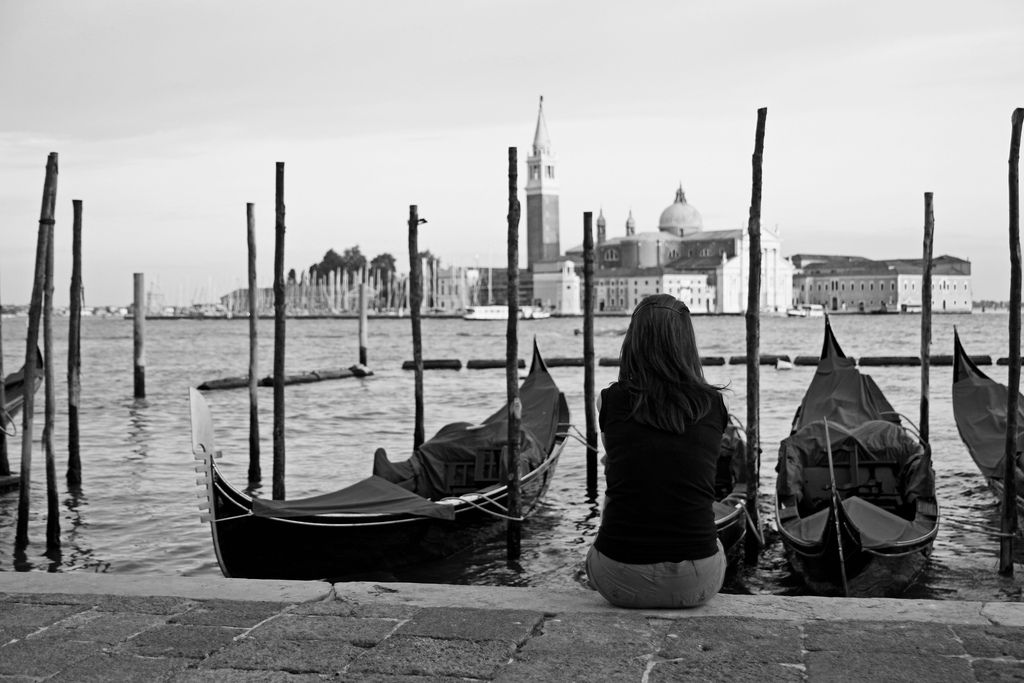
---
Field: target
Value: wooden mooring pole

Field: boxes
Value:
[408,205,426,451]
[43,196,59,548]
[67,199,83,486]
[1000,107,1023,575]
[246,202,261,485]
[272,163,286,500]
[359,271,369,366]
[16,151,57,547]
[744,108,767,563]
[582,210,598,498]
[0,279,7,477]
[920,193,934,445]
[505,147,522,562]
[133,273,145,398]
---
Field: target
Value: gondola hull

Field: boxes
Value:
[199,440,564,581]
[191,342,570,582]
[952,330,1024,527]
[3,348,44,419]
[775,317,938,597]
[779,502,934,598]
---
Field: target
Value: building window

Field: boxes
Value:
[530,166,539,180]
[546,165,554,178]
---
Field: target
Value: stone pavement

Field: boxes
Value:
[1,572,1023,682]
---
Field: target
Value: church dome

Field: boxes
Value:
[625,210,636,236]
[658,185,703,236]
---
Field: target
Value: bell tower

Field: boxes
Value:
[526,96,561,270]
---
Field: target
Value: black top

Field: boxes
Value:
[594,381,727,564]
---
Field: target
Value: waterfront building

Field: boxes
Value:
[791,254,972,313]
[568,187,794,314]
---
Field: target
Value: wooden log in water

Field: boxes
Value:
[600,356,727,367]
[728,354,791,365]
[67,199,83,486]
[466,359,525,369]
[858,356,921,367]
[931,354,992,366]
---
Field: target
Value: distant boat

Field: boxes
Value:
[463,305,551,321]
[786,304,826,318]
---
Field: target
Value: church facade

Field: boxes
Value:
[563,188,793,314]
[525,98,792,315]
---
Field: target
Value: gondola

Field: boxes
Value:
[775,317,939,596]
[2,347,44,424]
[714,416,750,568]
[952,329,1024,525]
[189,341,570,581]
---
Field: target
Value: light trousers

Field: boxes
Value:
[586,540,726,609]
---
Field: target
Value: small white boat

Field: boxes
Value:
[786,304,825,318]
[463,305,551,321]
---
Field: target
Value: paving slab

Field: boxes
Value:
[394,606,543,644]
[351,634,517,678]
[118,623,244,659]
[803,650,975,682]
[199,637,365,674]
[248,613,401,646]
[47,653,193,683]
[802,620,963,656]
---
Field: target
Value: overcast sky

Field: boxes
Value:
[1,0,1021,306]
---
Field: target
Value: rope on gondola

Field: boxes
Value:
[941,515,1022,539]
[743,505,765,546]
[0,409,14,437]
[567,425,600,453]
[440,494,525,522]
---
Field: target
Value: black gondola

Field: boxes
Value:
[2,347,44,425]
[952,329,1024,525]
[775,317,939,596]
[189,342,570,581]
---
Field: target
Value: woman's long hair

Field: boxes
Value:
[618,294,721,433]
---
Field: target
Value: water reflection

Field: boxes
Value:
[127,399,150,460]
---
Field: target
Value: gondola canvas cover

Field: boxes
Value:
[375,356,562,500]
[251,475,456,520]
[953,352,1024,478]
[778,420,934,505]
[793,354,896,431]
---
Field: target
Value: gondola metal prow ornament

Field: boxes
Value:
[823,417,850,597]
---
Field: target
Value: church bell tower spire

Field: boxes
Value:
[525,95,561,270]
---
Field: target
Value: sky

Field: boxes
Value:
[1,0,1022,307]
